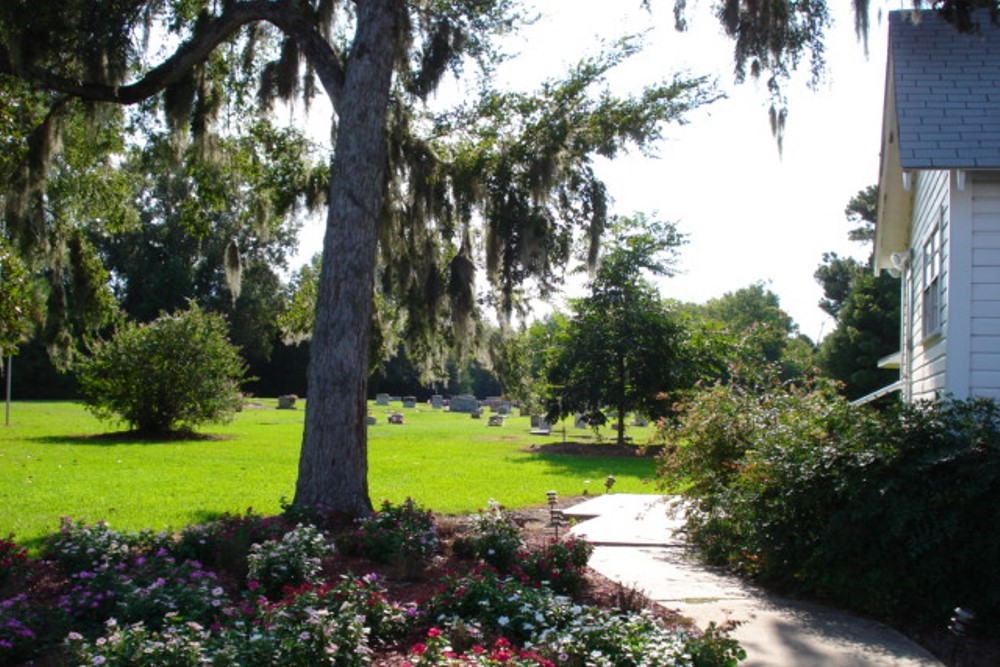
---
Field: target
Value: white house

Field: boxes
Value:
[874,9,1000,403]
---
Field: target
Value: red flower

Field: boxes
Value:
[411,642,428,656]
[427,627,443,638]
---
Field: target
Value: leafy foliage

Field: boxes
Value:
[246,523,333,598]
[658,370,1000,627]
[0,237,33,356]
[542,215,703,443]
[458,499,525,571]
[349,498,441,572]
[76,303,247,434]
[815,185,900,400]
[693,282,814,380]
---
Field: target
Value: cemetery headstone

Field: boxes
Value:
[375,393,390,406]
[488,414,504,426]
[430,394,444,409]
[277,394,298,409]
[366,415,377,425]
[388,413,405,424]
[449,395,478,413]
[402,396,417,408]
[470,408,482,419]
[574,414,589,429]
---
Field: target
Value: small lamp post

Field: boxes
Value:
[949,607,976,666]
[546,490,560,538]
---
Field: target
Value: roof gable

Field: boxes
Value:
[890,10,1000,169]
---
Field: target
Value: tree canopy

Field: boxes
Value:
[815,185,900,400]
[541,215,699,444]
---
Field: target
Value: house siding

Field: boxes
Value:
[969,172,1000,399]
[907,170,950,402]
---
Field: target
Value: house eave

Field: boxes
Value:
[874,55,912,276]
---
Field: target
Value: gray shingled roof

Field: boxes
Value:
[890,9,1000,169]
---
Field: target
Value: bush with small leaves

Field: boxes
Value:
[246,523,332,597]
[462,500,524,571]
[352,499,440,573]
[77,303,247,435]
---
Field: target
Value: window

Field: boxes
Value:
[922,206,945,338]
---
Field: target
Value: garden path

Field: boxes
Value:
[567,494,944,667]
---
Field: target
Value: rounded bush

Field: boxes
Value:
[77,304,247,434]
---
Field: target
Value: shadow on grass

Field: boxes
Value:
[512,446,660,486]
[28,430,233,446]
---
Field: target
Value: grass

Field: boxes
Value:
[0,400,661,548]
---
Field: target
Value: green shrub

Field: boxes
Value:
[460,500,524,571]
[77,303,247,434]
[246,524,332,597]
[174,509,291,581]
[350,498,440,574]
[517,536,593,596]
[658,367,1000,629]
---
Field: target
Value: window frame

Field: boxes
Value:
[921,205,945,340]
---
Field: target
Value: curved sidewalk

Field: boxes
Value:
[567,494,943,667]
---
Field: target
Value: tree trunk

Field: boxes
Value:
[292,0,399,516]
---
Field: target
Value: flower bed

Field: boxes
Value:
[0,500,743,666]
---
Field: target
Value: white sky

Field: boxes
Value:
[295,1,898,342]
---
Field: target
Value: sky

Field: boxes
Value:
[294,0,896,343]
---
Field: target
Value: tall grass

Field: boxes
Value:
[0,400,659,546]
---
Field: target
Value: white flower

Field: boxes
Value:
[497,615,510,627]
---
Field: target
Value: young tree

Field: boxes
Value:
[0,2,713,515]
[542,215,693,445]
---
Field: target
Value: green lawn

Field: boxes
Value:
[0,400,661,547]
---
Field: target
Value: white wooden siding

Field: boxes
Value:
[969,172,1000,398]
[908,170,950,402]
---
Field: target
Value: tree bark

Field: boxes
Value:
[292,0,400,515]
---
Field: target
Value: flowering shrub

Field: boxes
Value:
[44,518,154,574]
[516,537,593,595]
[175,508,291,580]
[247,523,332,597]
[426,567,744,667]
[0,535,28,590]
[459,500,524,571]
[322,574,420,643]
[67,615,210,666]
[214,583,372,666]
[428,567,573,646]
[405,628,555,666]
[0,593,43,664]
[353,499,440,572]
[69,587,373,667]
[58,549,226,630]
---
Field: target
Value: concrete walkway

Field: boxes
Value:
[566,494,944,667]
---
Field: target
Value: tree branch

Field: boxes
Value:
[0,1,346,108]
